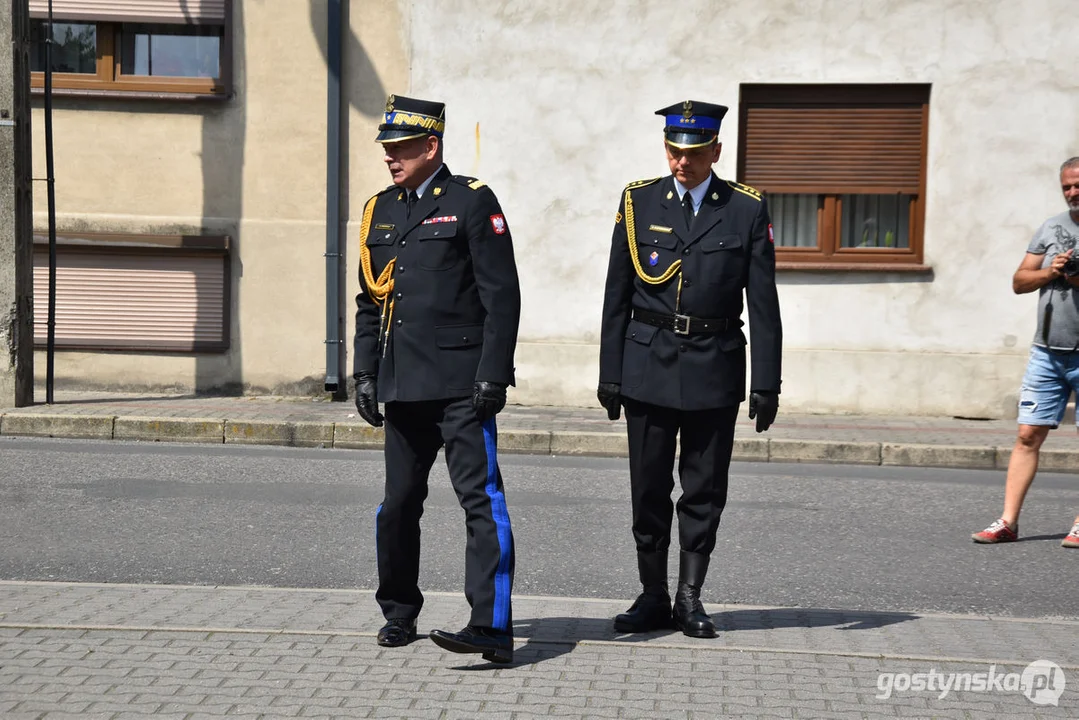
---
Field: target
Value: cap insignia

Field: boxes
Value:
[682,100,693,119]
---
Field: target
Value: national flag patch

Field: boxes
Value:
[490,214,507,234]
[768,224,775,243]
[421,215,457,224]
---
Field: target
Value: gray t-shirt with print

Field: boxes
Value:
[1030,210,1079,351]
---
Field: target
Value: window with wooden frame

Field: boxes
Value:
[737,84,930,270]
[28,0,231,99]
[32,232,231,352]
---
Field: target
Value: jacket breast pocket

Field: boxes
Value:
[699,233,744,285]
[636,231,678,274]
[366,227,398,247]
[415,221,462,271]
[621,320,658,389]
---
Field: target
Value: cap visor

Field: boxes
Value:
[664,132,717,150]
[376,129,429,143]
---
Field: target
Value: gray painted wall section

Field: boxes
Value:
[404,0,1079,416]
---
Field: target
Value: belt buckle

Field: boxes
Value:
[672,313,691,335]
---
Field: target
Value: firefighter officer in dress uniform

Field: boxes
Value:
[597,100,783,638]
[353,95,521,663]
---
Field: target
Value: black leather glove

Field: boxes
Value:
[748,391,778,433]
[472,381,507,421]
[353,372,384,427]
[597,382,622,421]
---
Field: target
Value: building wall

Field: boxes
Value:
[401,0,1079,416]
[30,0,1079,417]
[30,0,408,394]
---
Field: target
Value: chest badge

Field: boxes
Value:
[649,251,659,266]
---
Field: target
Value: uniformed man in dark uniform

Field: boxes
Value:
[353,95,521,663]
[597,100,782,638]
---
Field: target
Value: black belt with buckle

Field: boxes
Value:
[631,308,735,335]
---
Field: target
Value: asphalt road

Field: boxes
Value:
[0,437,1076,619]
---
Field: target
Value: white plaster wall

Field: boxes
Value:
[404,0,1079,415]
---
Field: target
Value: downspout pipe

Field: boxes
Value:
[323,0,346,398]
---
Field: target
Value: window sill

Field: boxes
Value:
[776,262,933,273]
[31,86,230,102]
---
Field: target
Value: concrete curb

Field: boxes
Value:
[1,412,1073,472]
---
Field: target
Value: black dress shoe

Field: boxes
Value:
[673,584,716,638]
[613,591,674,633]
[429,625,513,663]
[377,618,417,647]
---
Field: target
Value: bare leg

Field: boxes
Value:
[1001,424,1051,526]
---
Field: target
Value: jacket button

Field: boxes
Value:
[631,331,637,337]
[462,336,469,342]
[684,279,693,287]
[400,240,407,247]
[718,241,725,247]
[395,292,402,299]
[683,248,691,255]
[653,239,658,244]
[398,266,404,272]
[385,233,391,239]
[433,231,440,236]
[395,319,402,326]
[680,344,687,352]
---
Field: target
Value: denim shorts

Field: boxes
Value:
[1017,345,1079,427]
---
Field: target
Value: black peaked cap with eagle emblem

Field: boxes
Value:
[377,94,446,143]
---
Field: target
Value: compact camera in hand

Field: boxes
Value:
[1062,254,1079,277]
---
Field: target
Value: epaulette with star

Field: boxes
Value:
[625,177,661,191]
[726,180,762,201]
[452,175,487,191]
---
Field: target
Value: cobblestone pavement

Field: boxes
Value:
[1,581,1076,718]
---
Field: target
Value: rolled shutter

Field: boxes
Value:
[29,0,226,24]
[33,248,228,351]
[740,84,929,195]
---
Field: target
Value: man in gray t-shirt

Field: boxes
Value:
[1028,211,1079,350]
[973,157,1079,548]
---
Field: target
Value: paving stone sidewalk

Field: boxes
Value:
[4,390,1079,471]
[0,581,1076,718]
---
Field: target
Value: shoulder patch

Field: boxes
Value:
[726,180,762,201]
[625,177,661,190]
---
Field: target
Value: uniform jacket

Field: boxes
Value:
[354,165,521,403]
[599,173,782,410]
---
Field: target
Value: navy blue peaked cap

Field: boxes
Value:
[655,100,728,149]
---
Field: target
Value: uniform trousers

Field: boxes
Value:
[623,398,739,556]
[375,396,514,633]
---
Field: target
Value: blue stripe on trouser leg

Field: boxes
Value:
[481,416,513,631]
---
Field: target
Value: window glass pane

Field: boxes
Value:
[768,193,818,248]
[30,21,96,74]
[119,23,222,79]
[840,194,911,248]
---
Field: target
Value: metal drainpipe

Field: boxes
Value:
[323,0,347,399]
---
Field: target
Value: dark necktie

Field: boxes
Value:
[406,190,418,218]
[682,191,694,230]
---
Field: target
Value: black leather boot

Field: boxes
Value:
[673,551,716,638]
[614,551,674,633]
